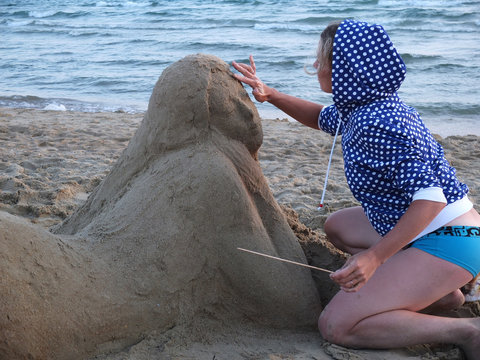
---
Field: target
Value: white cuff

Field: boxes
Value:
[412,187,447,203]
[318,107,326,129]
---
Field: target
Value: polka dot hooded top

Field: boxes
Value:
[319,19,468,236]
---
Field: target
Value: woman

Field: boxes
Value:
[232,19,480,358]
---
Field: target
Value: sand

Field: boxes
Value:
[1,56,479,360]
[2,109,479,360]
[2,110,477,235]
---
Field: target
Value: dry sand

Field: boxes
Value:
[0,57,479,360]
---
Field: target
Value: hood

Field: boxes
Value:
[332,19,407,119]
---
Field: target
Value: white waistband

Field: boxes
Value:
[411,196,473,242]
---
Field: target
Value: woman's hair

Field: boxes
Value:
[317,20,342,70]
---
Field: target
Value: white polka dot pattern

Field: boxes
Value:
[319,20,468,236]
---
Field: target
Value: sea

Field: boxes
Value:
[1,0,479,136]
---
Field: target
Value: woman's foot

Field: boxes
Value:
[463,275,480,302]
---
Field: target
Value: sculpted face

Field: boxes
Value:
[143,54,263,158]
[207,67,263,156]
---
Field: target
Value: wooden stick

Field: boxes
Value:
[237,247,334,274]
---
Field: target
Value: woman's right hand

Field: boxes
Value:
[232,55,271,103]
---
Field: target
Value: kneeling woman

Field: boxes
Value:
[233,19,480,359]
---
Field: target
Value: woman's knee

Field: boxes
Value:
[323,212,338,238]
[318,308,334,342]
[421,289,465,314]
[324,210,346,249]
[439,289,465,309]
[318,306,353,346]
[324,206,381,253]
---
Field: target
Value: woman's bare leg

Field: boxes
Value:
[318,248,479,358]
[324,206,381,254]
[324,206,465,313]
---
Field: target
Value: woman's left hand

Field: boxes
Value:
[232,55,271,103]
[330,249,381,292]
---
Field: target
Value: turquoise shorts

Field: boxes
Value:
[410,226,480,278]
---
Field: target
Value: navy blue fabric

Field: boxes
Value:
[319,19,468,236]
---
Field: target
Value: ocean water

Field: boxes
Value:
[1,0,479,136]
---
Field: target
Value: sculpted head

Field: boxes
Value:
[56,54,266,235]
[143,54,263,157]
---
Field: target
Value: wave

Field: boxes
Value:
[211,18,257,27]
[7,26,113,38]
[92,58,168,67]
[416,102,480,117]
[218,0,264,5]
[400,53,444,63]
[3,10,30,17]
[67,29,114,37]
[423,63,474,71]
[95,0,154,7]
[383,7,479,23]
[144,16,257,29]
[291,16,346,25]
[5,20,254,37]
[143,10,171,17]
[181,41,259,52]
[253,22,320,34]
[401,54,476,71]
[4,19,35,27]
[28,10,90,19]
[29,10,60,18]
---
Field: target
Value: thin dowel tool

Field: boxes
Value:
[237,247,333,274]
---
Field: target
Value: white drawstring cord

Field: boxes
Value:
[318,119,343,210]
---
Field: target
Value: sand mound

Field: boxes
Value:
[56,53,321,325]
[1,54,322,359]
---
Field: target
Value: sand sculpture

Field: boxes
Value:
[0,54,323,359]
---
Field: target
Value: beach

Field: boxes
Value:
[1,106,479,359]
[1,107,478,231]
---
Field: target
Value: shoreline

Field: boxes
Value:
[1,98,479,138]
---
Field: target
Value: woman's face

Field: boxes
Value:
[314,59,332,94]
[314,39,333,94]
